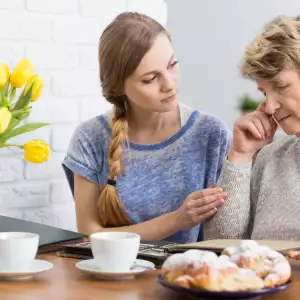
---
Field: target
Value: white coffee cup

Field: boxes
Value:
[0,232,39,271]
[90,232,140,272]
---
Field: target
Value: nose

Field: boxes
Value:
[264,93,281,115]
[160,73,176,93]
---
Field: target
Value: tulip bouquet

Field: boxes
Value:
[0,58,50,163]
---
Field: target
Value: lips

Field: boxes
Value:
[161,94,176,102]
[277,115,291,123]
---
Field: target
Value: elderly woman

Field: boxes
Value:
[204,15,300,240]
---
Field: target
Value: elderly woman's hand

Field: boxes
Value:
[228,104,277,164]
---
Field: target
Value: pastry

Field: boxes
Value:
[162,249,264,292]
[161,241,291,292]
[222,240,291,288]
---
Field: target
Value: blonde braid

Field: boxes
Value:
[97,12,169,227]
[98,104,131,227]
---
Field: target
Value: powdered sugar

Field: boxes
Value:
[162,249,219,269]
[162,240,291,290]
[162,249,236,270]
[271,259,291,276]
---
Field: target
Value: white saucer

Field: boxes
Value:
[75,258,155,280]
[0,259,53,280]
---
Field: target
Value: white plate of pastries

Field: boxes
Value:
[158,240,291,299]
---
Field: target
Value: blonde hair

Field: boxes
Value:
[98,12,169,227]
[241,15,300,79]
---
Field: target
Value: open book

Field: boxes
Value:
[166,239,300,254]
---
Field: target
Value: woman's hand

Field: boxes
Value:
[228,104,277,163]
[174,185,228,230]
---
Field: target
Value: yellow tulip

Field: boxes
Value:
[24,140,50,163]
[10,58,34,88]
[0,107,12,134]
[0,63,10,89]
[24,74,44,102]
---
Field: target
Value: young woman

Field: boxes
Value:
[205,15,300,240]
[63,12,231,243]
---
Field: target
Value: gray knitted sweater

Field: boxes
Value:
[204,135,300,240]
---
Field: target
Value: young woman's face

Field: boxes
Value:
[257,68,300,136]
[124,33,180,113]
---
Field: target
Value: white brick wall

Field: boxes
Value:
[0,11,53,42]
[0,0,167,231]
[26,44,79,70]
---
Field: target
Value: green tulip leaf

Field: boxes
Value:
[2,96,9,107]
[0,122,49,142]
[11,107,31,120]
[0,82,10,106]
[1,82,9,98]
[9,87,16,103]
[0,118,21,142]
[12,85,33,111]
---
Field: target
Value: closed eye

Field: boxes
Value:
[142,76,157,84]
[142,60,178,84]
[275,85,289,94]
[277,85,289,89]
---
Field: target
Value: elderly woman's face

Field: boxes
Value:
[256,68,300,136]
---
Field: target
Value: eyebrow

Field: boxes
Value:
[271,79,286,85]
[139,54,175,78]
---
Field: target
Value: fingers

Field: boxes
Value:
[240,112,275,140]
[269,115,278,132]
[194,198,224,214]
[192,207,218,223]
[255,103,277,136]
[240,120,263,139]
[253,113,277,139]
[260,115,273,137]
[190,187,224,199]
[251,115,266,139]
[187,190,227,223]
[186,185,227,225]
[193,192,228,207]
[257,103,266,112]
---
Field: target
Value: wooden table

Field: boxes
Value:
[0,254,299,300]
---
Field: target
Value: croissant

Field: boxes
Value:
[162,241,291,292]
[221,240,291,288]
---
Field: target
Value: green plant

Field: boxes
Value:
[238,94,262,112]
